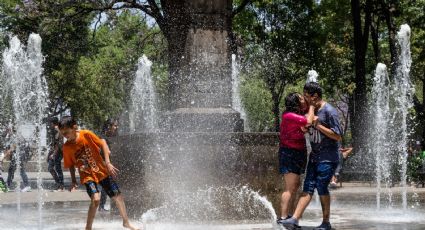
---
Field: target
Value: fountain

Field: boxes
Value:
[306,70,318,84]
[128,55,158,133]
[1,34,49,229]
[393,24,413,210]
[371,63,392,209]
[231,54,249,131]
[1,3,425,229]
[367,24,413,210]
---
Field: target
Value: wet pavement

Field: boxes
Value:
[1,180,425,229]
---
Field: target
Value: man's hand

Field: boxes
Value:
[106,162,119,178]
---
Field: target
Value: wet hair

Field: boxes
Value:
[102,118,118,134]
[304,82,322,98]
[58,116,77,129]
[284,92,302,114]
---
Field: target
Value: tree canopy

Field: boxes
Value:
[0,0,424,142]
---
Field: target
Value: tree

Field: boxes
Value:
[71,11,166,128]
[0,0,94,118]
[234,0,319,131]
[0,1,166,128]
[350,0,373,152]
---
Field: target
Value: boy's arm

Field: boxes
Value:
[101,140,119,178]
[69,166,78,191]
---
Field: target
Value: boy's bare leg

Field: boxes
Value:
[319,195,331,222]
[112,194,139,230]
[86,193,100,230]
[293,192,313,220]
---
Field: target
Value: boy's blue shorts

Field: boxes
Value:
[303,161,338,196]
[278,147,307,175]
[85,176,121,198]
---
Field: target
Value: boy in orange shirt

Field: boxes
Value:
[59,116,139,230]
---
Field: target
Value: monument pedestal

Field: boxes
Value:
[161,108,243,132]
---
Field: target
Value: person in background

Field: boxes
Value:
[7,142,32,192]
[98,118,119,212]
[330,146,353,188]
[0,149,9,192]
[47,117,64,191]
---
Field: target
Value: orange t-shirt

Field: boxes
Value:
[63,130,109,184]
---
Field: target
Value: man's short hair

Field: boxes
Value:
[304,82,322,98]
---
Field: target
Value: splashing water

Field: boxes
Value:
[2,34,48,229]
[393,24,413,210]
[306,70,318,83]
[369,24,413,211]
[231,54,249,131]
[371,63,392,209]
[129,55,158,133]
[140,186,277,227]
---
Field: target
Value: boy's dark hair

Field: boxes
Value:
[304,82,322,98]
[58,116,77,129]
[284,92,302,114]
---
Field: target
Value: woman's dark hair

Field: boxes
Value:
[304,82,322,98]
[58,116,77,129]
[284,92,302,114]
[102,118,118,134]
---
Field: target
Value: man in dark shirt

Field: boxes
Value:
[279,82,342,230]
[47,117,64,190]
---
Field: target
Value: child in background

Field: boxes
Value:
[59,116,138,230]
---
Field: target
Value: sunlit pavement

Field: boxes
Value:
[1,181,425,229]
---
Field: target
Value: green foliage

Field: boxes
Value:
[239,77,274,131]
[71,10,166,128]
[0,1,167,128]
[313,0,354,98]
[408,154,424,182]
[234,0,320,131]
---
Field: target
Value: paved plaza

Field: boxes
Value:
[1,170,425,230]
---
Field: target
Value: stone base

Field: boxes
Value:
[161,108,243,132]
[109,132,279,219]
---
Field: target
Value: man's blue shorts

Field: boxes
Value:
[279,147,307,175]
[85,176,121,198]
[303,161,338,196]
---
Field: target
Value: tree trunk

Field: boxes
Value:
[371,15,380,64]
[350,0,372,154]
[381,0,398,78]
[271,91,280,132]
